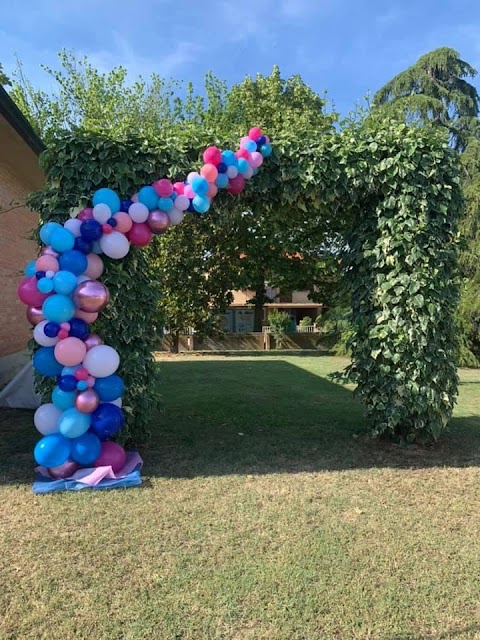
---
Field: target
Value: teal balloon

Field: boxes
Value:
[43,294,75,323]
[52,386,76,411]
[70,432,101,465]
[92,188,121,214]
[193,195,210,214]
[261,143,272,157]
[157,197,174,212]
[138,186,159,211]
[25,260,37,276]
[37,277,54,294]
[34,434,71,467]
[237,158,249,174]
[53,270,78,295]
[33,347,63,377]
[215,174,229,189]
[39,222,62,245]
[50,227,75,253]
[58,408,91,439]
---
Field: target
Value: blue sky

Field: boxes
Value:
[1,0,480,116]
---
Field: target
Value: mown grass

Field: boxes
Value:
[1,354,480,640]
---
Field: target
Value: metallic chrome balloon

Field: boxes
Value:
[84,334,103,351]
[147,210,170,234]
[26,305,45,326]
[48,460,79,479]
[73,280,110,313]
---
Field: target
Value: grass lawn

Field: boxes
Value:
[1,354,480,640]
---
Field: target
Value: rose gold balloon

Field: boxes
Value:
[40,245,59,257]
[147,210,170,234]
[84,334,103,351]
[75,389,100,414]
[74,309,98,324]
[73,280,110,313]
[26,305,45,326]
[48,460,79,479]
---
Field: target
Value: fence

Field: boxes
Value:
[262,325,320,334]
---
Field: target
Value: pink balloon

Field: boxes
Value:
[94,442,127,473]
[85,254,104,280]
[184,185,195,199]
[236,148,250,160]
[173,182,185,195]
[131,192,139,203]
[48,460,80,479]
[200,164,218,182]
[147,210,170,234]
[207,183,218,199]
[240,136,251,147]
[74,280,110,313]
[75,309,99,324]
[17,277,50,307]
[249,126,262,140]
[250,151,264,168]
[54,337,87,366]
[113,211,133,234]
[174,195,190,211]
[75,389,100,414]
[84,334,103,350]
[127,223,152,247]
[78,208,94,222]
[40,246,59,257]
[35,255,59,273]
[153,178,173,197]
[203,146,222,166]
[26,305,45,326]
[228,175,246,195]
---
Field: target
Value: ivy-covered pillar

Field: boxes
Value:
[343,122,462,443]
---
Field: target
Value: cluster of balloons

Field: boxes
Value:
[18,128,272,479]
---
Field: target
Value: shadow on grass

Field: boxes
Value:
[1,358,480,485]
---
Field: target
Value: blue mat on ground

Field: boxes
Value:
[33,464,143,494]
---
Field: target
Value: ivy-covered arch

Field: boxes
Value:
[25,117,461,490]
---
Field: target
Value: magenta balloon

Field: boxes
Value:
[73,280,110,313]
[75,389,100,414]
[147,210,170,234]
[84,334,103,351]
[18,277,50,307]
[48,460,80,479]
[26,305,45,326]
[94,441,127,473]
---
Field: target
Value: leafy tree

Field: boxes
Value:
[373,47,479,151]
[0,63,10,86]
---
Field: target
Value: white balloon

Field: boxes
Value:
[168,209,184,226]
[34,403,62,435]
[83,345,120,378]
[227,166,238,179]
[100,231,130,259]
[109,397,123,407]
[34,320,59,347]
[93,203,112,224]
[77,275,90,284]
[64,218,82,237]
[174,195,189,212]
[128,202,149,223]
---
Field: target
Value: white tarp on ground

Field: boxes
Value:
[0,361,41,409]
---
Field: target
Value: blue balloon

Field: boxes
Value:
[170,192,177,201]
[33,347,63,377]
[191,177,209,196]
[158,197,174,212]
[50,227,75,253]
[43,294,75,323]
[39,222,62,245]
[215,174,229,189]
[221,150,237,166]
[25,260,37,276]
[244,140,257,153]
[120,199,133,212]
[59,408,91,439]
[261,143,272,158]
[70,432,101,465]
[58,375,77,392]
[80,220,103,242]
[237,158,249,174]
[92,188,121,214]
[77,381,88,391]
[53,270,78,295]
[94,374,125,402]
[52,386,76,411]
[193,195,211,214]
[74,237,93,254]
[37,277,54,294]
[69,318,89,340]
[138,186,159,211]
[58,250,88,275]
[90,403,125,440]
[108,217,117,227]
[34,433,71,467]
[62,365,81,377]
[44,322,60,338]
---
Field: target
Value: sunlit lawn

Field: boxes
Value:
[1,354,480,639]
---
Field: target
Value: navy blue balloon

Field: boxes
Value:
[58,374,78,392]
[107,217,117,227]
[69,318,89,340]
[90,403,125,440]
[74,236,93,254]
[33,347,63,377]
[120,199,133,212]
[44,321,60,338]
[94,374,125,402]
[257,135,266,145]
[36,270,46,280]
[217,162,228,174]
[80,219,103,242]
[187,200,195,213]
[58,250,88,276]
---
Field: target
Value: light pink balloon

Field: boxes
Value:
[131,192,139,203]
[84,334,103,350]
[35,255,59,273]
[207,183,218,199]
[54,337,87,366]
[75,309,99,324]
[250,151,264,168]
[184,185,195,199]
[85,254,104,280]
[113,212,133,234]
[40,246,59,257]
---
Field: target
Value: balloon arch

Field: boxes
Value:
[18,128,272,492]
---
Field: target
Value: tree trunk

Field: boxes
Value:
[254,283,265,332]
[169,330,180,354]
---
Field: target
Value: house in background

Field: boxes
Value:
[0,86,44,386]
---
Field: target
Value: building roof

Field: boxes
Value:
[0,86,45,156]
